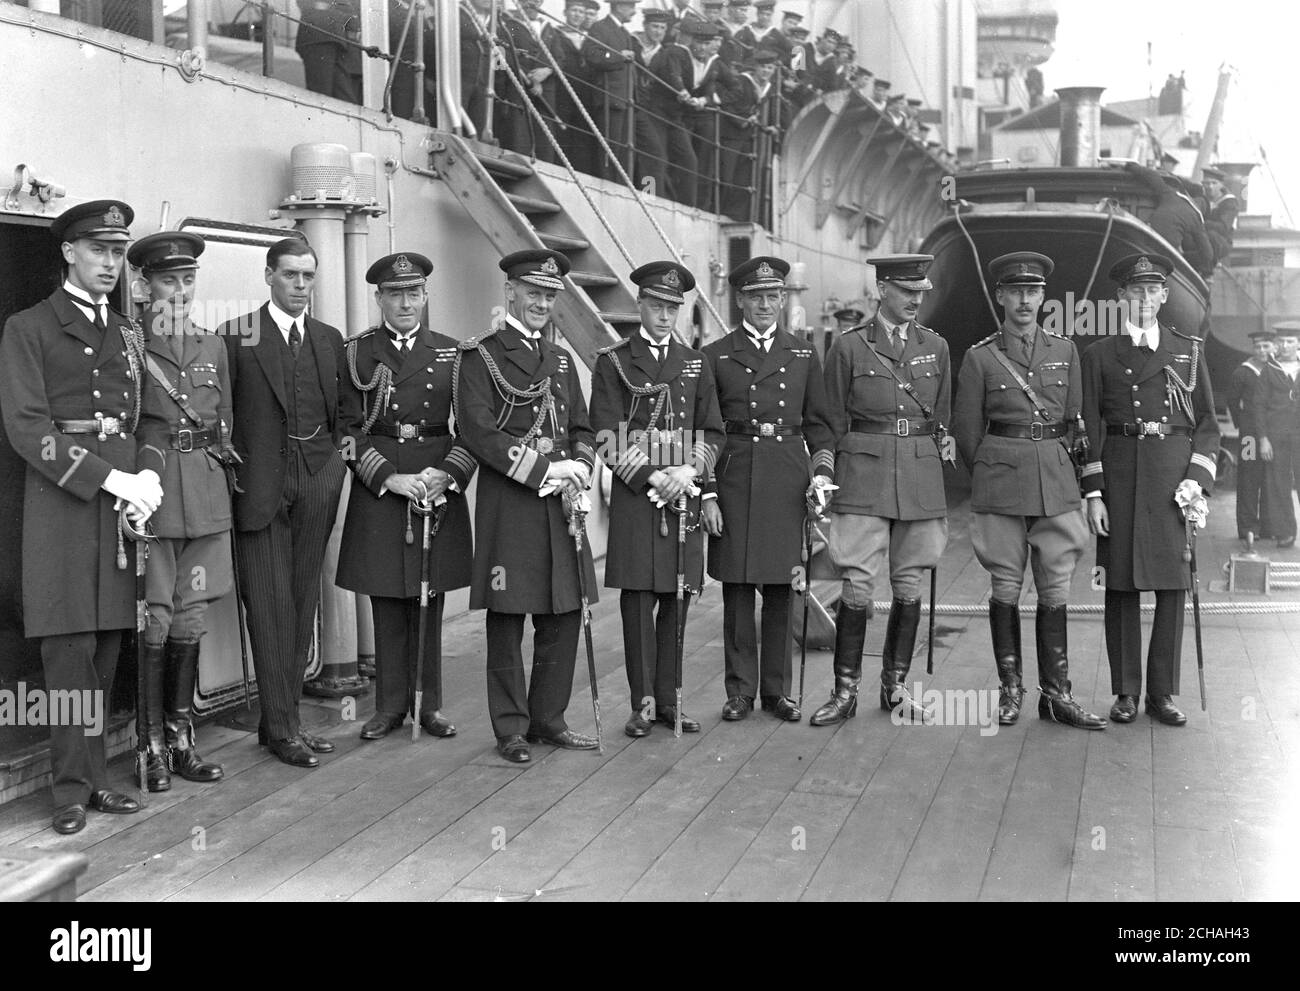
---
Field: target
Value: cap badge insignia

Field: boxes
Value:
[1135,256,1153,273]
[104,205,126,227]
[541,256,560,275]
[393,254,414,274]
[168,242,180,257]
[756,261,775,280]
[1016,263,1030,275]
[663,269,681,288]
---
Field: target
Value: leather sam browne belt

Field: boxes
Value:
[170,426,217,451]
[850,416,935,437]
[725,420,797,437]
[987,420,1069,440]
[368,422,451,439]
[1106,422,1192,437]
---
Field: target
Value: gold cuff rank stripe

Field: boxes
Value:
[444,447,477,478]
[507,444,540,483]
[692,440,718,477]
[812,449,835,474]
[1190,452,1217,479]
[357,447,389,488]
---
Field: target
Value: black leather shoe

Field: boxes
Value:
[298,728,335,753]
[53,805,86,835]
[655,706,700,733]
[88,790,141,814]
[526,729,599,750]
[761,696,801,722]
[497,735,531,763]
[721,695,754,721]
[360,712,404,740]
[625,713,653,737]
[1145,695,1187,726]
[268,737,319,768]
[1279,537,1296,549]
[1110,695,1139,723]
[419,711,457,737]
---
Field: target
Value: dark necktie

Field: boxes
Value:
[391,333,412,353]
[652,343,667,363]
[92,303,107,332]
[1019,334,1032,363]
[288,321,302,359]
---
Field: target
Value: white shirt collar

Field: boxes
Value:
[267,301,306,343]
[642,42,662,59]
[505,314,541,341]
[1125,321,1159,349]
[743,319,776,340]
[384,321,421,343]
[62,279,108,307]
[640,328,671,349]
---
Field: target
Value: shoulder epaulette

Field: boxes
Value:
[352,328,375,341]
[1042,327,1067,340]
[1241,362,1263,376]
[596,337,631,356]
[841,323,866,335]
[1169,325,1198,342]
[972,332,998,348]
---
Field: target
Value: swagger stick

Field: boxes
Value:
[122,509,150,805]
[671,486,702,738]
[568,494,604,753]
[799,512,813,711]
[1184,519,1208,711]
[927,566,938,676]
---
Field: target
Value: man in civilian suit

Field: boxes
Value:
[221,239,348,768]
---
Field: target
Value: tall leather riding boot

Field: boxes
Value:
[990,600,1024,725]
[1035,605,1107,730]
[879,598,930,721]
[811,603,868,727]
[164,640,225,782]
[138,641,170,792]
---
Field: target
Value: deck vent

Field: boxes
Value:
[350,152,378,205]
[289,143,353,201]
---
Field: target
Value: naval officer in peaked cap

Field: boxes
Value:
[589,261,724,737]
[336,252,477,741]
[1081,252,1219,728]
[0,199,165,833]
[701,255,836,723]
[453,249,601,764]
[953,251,1106,730]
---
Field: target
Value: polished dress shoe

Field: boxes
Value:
[1109,695,1139,723]
[267,737,319,768]
[761,696,802,722]
[625,712,653,737]
[52,805,87,835]
[297,728,336,753]
[419,711,456,737]
[655,706,700,733]
[1145,695,1187,726]
[721,695,754,721]
[527,728,599,750]
[88,790,141,814]
[360,712,404,740]
[497,735,531,763]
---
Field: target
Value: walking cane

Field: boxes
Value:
[121,508,151,806]
[1184,518,1208,711]
[411,491,448,741]
[567,493,604,754]
[927,566,938,676]
[672,487,702,738]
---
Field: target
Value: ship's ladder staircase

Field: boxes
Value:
[428,134,637,368]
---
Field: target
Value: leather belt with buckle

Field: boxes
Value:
[368,422,451,440]
[987,420,1068,441]
[1107,421,1192,438]
[850,417,935,437]
[725,421,797,437]
[523,434,566,453]
[170,426,217,451]
[56,415,124,439]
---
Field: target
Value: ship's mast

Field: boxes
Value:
[1193,63,1234,179]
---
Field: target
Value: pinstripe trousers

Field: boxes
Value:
[235,445,345,741]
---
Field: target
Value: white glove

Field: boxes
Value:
[103,469,162,516]
[1174,478,1209,529]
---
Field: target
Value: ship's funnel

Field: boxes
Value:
[1055,86,1106,167]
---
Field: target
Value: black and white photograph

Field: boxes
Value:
[0,0,1295,933]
